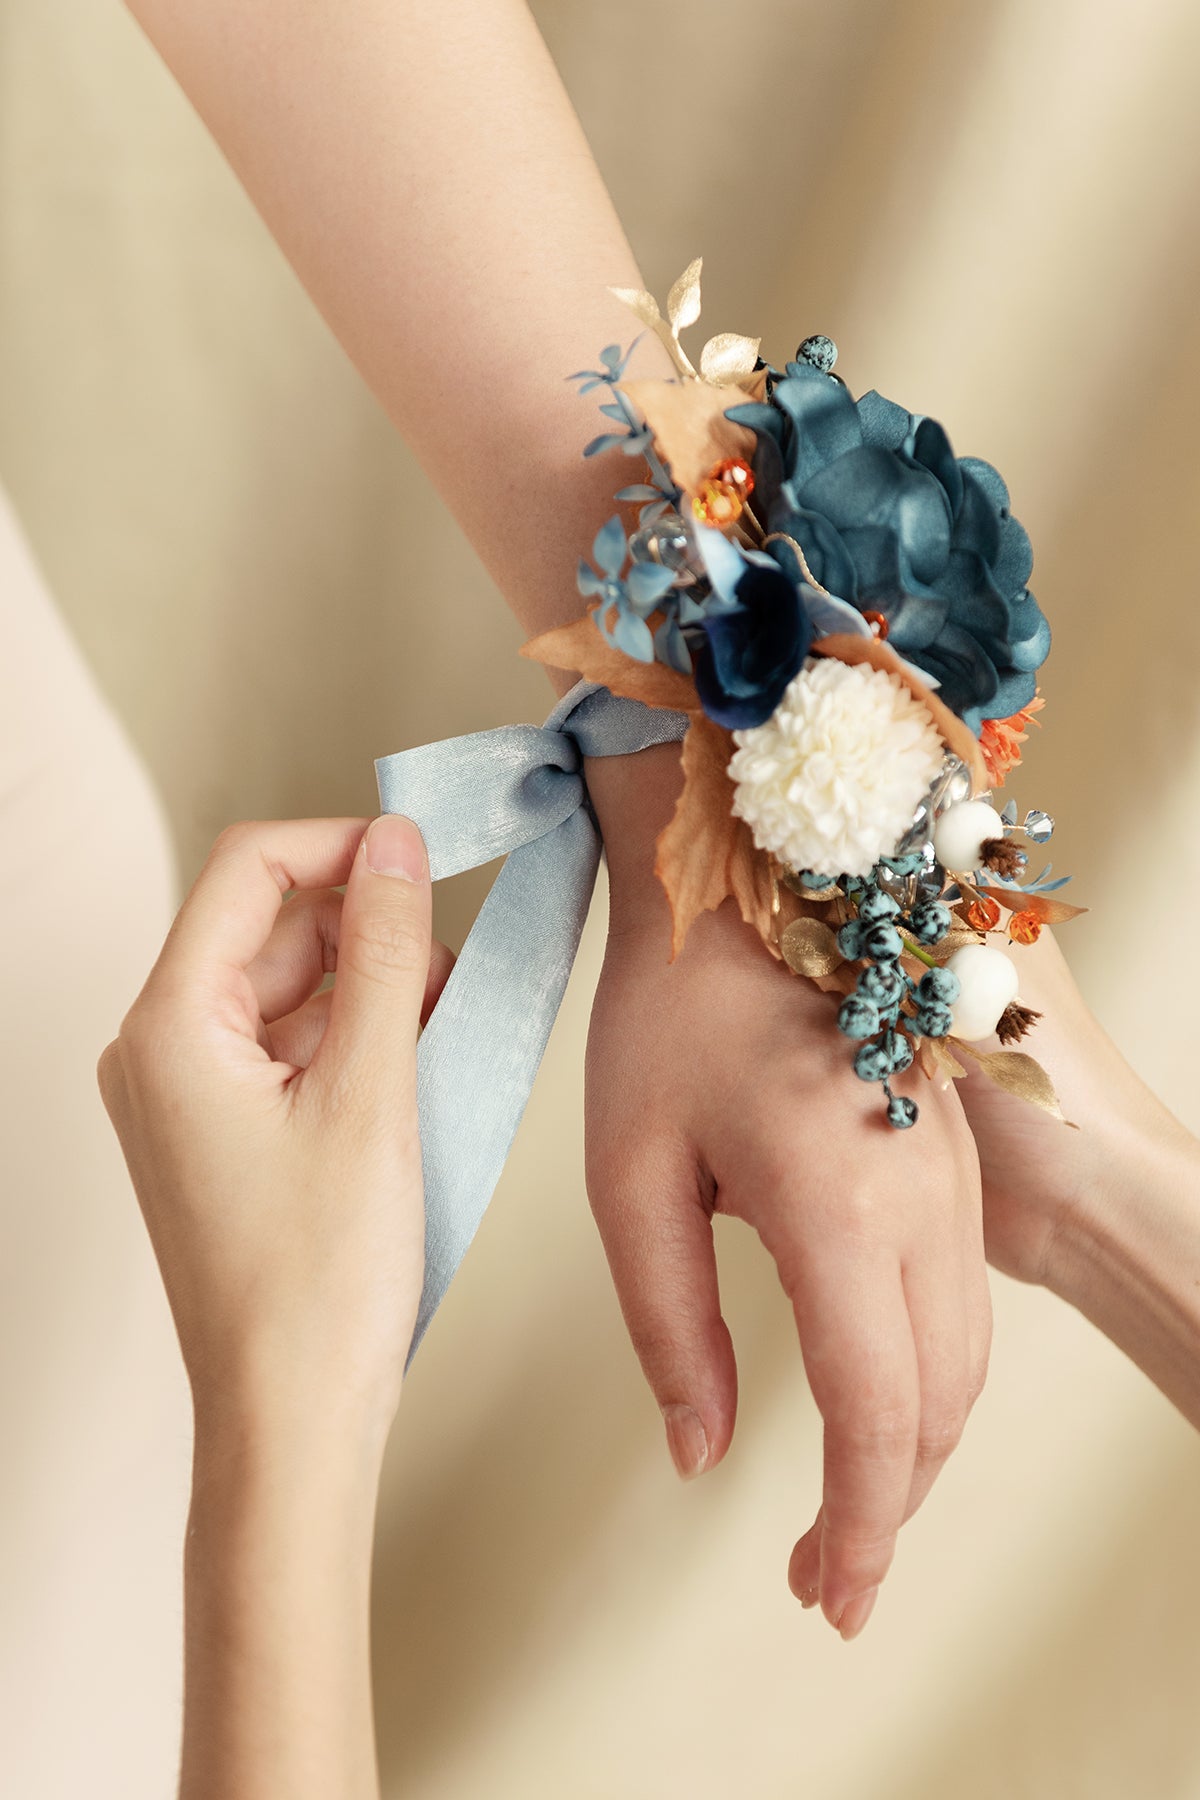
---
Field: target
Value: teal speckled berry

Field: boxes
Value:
[859,963,905,1008]
[854,1041,891,1082]
[838,996,880,1040]
[918,967,961,1005]
[915,1002,953,1038]
[863,921,903,962]
[837,919,866,960]
[909,901,952,945]
[798,334,838,374]
[858,888,901,924]
[887,1032,915,1074]
[886,1093,919,1130]
[882,852,923,877]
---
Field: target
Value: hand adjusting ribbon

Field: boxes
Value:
[375,680,687,1359]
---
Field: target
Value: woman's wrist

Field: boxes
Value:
[585,740,683,932]
[190,1354,398,1486]
[1039,1112,1200,1422]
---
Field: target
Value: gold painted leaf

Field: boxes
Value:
[521,614,698,714]
[780,916,844,978]
[930,1037,968,1082]
[699,332,763,384]
[619,377,759,498]
[956,1043,1078,1127]
[811,633,989,794]
[607,285,661,328]
[667,257,703,332]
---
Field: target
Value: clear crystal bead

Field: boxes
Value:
[628,512,701,584]
[1023,809,1054,843]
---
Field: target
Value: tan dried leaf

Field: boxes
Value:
[619,377,759,498]
[607,285,661,329]
[955,1042,1078,1126]
[653,711,778,961]
[780,916,844,978]
[521,614,698,714]
[699,332,763,385]
[667,257,703,332]
[811,633,989,794]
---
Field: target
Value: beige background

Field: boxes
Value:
[2,0,1200,1794]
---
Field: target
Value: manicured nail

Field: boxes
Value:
[838,1587,879,1642]
[364,816,428,882]
[663,1404,709,1480]
[797,1586,820,1610]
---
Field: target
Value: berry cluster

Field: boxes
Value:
[828,856,962,1130]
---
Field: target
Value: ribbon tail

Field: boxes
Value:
[407,804,601,1359]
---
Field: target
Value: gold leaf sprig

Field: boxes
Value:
[609,257,761,387]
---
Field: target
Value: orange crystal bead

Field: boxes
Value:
[862,609,890,639]
[966,896,1001,932]
[691,478,744,528]
[1008,909,1042,946]
[712,456,755,496]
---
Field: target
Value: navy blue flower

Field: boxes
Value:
[691,529,813,729]
[725,366,1051,731]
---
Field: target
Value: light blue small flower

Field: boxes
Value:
[577,515,677,663]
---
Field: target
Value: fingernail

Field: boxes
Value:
[838,1587,879,1642]
[663,1404,709,1481]
[364,816,428,882]
[797,1586,820,1610]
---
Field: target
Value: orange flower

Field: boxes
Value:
[980,693,1045,788]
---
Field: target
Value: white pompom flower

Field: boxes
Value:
[727,656,947,877]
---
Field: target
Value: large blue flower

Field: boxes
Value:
[725,366,1051,731]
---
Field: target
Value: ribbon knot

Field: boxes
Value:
[375,680,687,1357]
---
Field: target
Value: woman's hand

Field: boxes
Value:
[99,814,450,1800]
[586,751,991,1641]
[99,813,450,1434]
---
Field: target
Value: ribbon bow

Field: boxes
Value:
[375,680,687,1358]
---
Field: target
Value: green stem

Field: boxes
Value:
[899,933,938,969]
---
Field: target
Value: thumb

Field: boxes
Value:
[312,814,432,1095]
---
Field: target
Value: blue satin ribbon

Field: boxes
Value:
[375,680,688,1357]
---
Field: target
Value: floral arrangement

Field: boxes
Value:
[524,260,1084,1129]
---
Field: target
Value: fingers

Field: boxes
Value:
[587,1138,737,1478]
[246,888,344,1023]
[265,987,334,1070]
[791,1255,920,1637]
[788,1246,991,1622]
[265,938,456,1069]
[423,939,456,1024]
[247,886,455,1030]
[159,817,369,984]
[307,816,432,1101]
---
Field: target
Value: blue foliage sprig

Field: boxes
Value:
[567,337,680,522]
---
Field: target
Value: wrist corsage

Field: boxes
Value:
[525,259,1084,1131]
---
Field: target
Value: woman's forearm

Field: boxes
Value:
[124,0,676,656]
[1045,1123,1200,1428]
[182,1396,387,1800]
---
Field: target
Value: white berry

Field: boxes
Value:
[946,944,1020,1042]
[932,799,1001,874]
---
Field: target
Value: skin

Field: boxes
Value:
[787,931,1200,1601]
[101,819,1200,1800]
[123,0,991,1634]
[99,813,450,1800]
